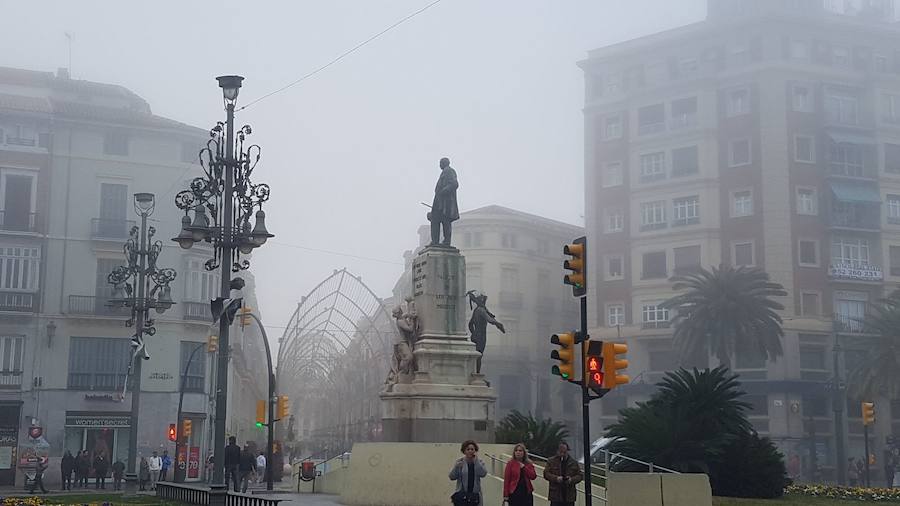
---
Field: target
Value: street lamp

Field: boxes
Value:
[172,75,273,496]
[107,192,177,479]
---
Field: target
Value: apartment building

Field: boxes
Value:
[581,0,900,481]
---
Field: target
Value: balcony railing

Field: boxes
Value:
[90,218,135,240]
[637,122,665,135]
[828,263,883,282]
[5,136,36,147]
[68,372,129,391]
[183,301,211,321]
[0,371,23,389]
[834,314,865,333]
[670,114,697,130]
[0,291,37,312]
[67,295,130,317]
[0,211,40,233]
[829,212,880,229]
[642,321,671,329]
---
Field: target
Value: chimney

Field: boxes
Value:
[56,68,70,80]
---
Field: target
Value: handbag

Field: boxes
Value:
[450,490,480,506]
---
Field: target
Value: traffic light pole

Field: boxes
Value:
[864,424,871,488]
[175,342,206,483]
[579,295,593,506]
[246,311,276,491]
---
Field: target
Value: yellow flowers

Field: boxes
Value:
[2,497,45,506]
[787,483,900,501]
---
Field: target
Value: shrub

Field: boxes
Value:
[709,431,788,498]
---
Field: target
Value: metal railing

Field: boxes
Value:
[67,295,129,316]
[0,291,37,312]
[156,482,286,506]
[0,371,23,388]
[0,211,39,233]
[184,301,212,321]
[90,218,136,240]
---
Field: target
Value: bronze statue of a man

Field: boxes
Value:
[428,157,459,246]
[467,290,505,374]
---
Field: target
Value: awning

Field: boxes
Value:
[829,181,881,203]
[828,131,877,145]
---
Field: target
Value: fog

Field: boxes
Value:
[1,0,704,336]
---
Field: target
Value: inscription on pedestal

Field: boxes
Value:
[412,248,467,338]
[413,259,427,297]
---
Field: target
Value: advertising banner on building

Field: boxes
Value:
[188,447,200,479]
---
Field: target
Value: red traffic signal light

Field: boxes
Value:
[585,340,604,388]
[167,423,177,442]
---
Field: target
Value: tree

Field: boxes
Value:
[495,410,569,458]
[661,265,787,370]
[848,290,900,400]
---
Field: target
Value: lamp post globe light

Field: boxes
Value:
[173,75,273,494]
[106,191,177,478]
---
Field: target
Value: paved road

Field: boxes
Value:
[256,493,342,505]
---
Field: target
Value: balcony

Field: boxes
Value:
[183,301,212,321]
[0,371,23,389]
[828,263,883,282]
[67,295,129,317]
[828,211,880,230]
[91,218,135,240]
[498,291,524,310]
[641,321,671,329]
[833,314,865,333]
[5,136,36,147]
[0,291,37,312]
[670,114,697,130]
[0,211,40,233]
[68,372,129,391]
[637,122,665,136]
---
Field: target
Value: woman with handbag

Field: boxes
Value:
[503,443,537,506]
[449,440,487,506]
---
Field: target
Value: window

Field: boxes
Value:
[472,232,483,247]
[641,303,670,328]
[641,251,667,279]
[672,196,700,226]
[890,245,900,276]
[801,292,821,317]
[729,138,751,166]
[671,97,698,128]
[96,182,129,237]
[834,291,867,332]
[607,304,625,327]
[467,265,483,292]
[671,146,699,176]
[792,85,812,112]
[831,237,870,267]
[648,344,677,371]
[606,256,624,280]
[606,74,621,94]
[790,40,809,60]
[605,209,624,233]
[733,241,754,266]
[499,375,520,409]
[639,152,666,182]
[795,135,815,162]
[799,345,826,370]
[185,258,220,302]
[501,267,519,292]
[832,46,851,67]
[732,190,753,217]
[798,240,819,266]
[802,395,828,417]
[0,335,24,373]
[640,201,667,230]
[68,337,132,390]
[797,188,818,215]
[884,94,900,124]
[737,352,767,372]
[603,115,622,139]
[829,143,864,176]
[103,132,129,156]
[875,53,888,72]
[179,341,207,392]
[888,195,900,224]
[501,233,518,249]
[0,246,40,292]
[637,103,665,135]
[727,88,750,116]
[825,94,859,125]
[1,172,36,231]
[673,245,701,273]
[885,144,900,174]
[603,162,623,187]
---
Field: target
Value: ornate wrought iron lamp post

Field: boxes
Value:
[172,75,273,494]
[107,192,176,478]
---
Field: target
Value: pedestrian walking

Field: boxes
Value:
[160,450,172,482]
[449,439,486,506]
[503,443,537,506]
[848,457,859,487]
[139,456,151,491]
[205,453,215,484]
[239,446,255,493]
[93,452,109,489]
[61,450,75,491]
[256,451,267,484]
[112,459,125,491]
[883,450,895,488]
[149,451,162,490]
[224,436,241,492]
[76,450,90,488]
[543,442,583,506]
[28,457,49,494]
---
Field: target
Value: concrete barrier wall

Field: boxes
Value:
[606,472,711,506]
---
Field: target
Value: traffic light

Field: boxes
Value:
[563,236,587,297]
[168,423,177,442]
[239,306,253,328]
[255,399,266,428]
[862,401,875,426]
[182,419,192,438]
[585,340,604,389]
[601,342,630,390]
[276,395,290,420]
[551,331,576,380]
[207,334,218,353]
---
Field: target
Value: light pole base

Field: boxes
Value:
[208,484,227,506]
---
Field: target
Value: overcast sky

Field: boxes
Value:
[3,0,705,338]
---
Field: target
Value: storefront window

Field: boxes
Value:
[64,413,131,471]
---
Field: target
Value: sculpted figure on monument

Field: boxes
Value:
[467,290,505,374]
[427,157,459,247]
[385,298,419,389]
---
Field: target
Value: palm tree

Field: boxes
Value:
[661,265,787,370]
[848,290,900,400]
[495,410,569,458]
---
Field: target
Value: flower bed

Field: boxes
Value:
[787,484,900,502]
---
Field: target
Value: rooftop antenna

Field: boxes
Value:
[64,32,73,77]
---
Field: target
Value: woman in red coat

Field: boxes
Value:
[503,443,537,506]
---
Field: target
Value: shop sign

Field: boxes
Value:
[65,415,131,428]
[0,427,17,446]
[828,263,883,281]
[188,447,200,479]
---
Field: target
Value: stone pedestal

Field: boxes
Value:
[381,246,496,443]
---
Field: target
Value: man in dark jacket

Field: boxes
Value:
[428,157,459,246]
[224,436,241,492]
[239,446,255,492]
[543,442,583,506]
[112,459,126,491]
[93,453,109,489]
[61,450,75,490]
[77,450,90,488]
